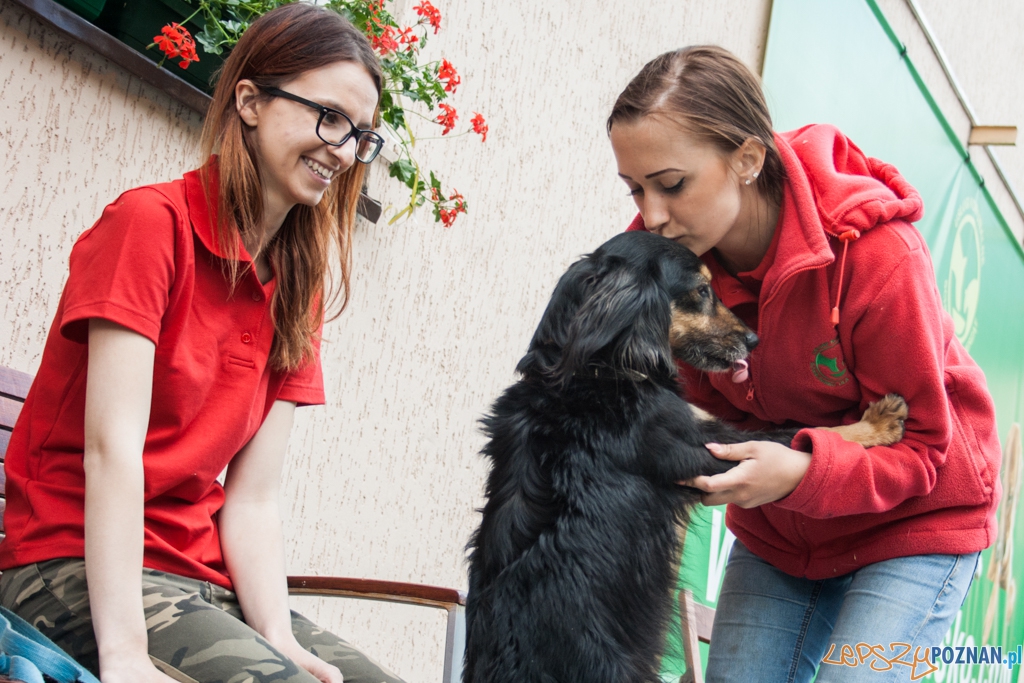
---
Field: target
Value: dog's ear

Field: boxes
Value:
[517,257,599,379]
[560,258,673,382]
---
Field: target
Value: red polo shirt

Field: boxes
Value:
[0,164,324,589]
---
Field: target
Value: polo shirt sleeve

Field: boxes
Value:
[60,188,180,344]
[277,322,325,406]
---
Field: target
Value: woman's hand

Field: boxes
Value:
[683,441,811,508]
[98,650,180,683]
[273,638,343,683]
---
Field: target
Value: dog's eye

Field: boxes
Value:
[698,284,711,298]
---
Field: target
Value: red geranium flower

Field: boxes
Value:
[153,22,199,69]
[470,112,488,142]
[363,14,400,55]
[438,59,461,94]
[414,0,442,34]
[438,189,466,227]
[436,103,458,135]
[370,24,400,54]
[396,26,419,51]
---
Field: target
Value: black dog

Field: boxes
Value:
[464,231,906,683]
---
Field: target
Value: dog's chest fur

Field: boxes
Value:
[466,376,698,683]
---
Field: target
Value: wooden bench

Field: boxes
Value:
[678,589,715,683]
[0,364,465,682]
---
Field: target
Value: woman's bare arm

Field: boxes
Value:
[220,400,342,683]
[83,318,177,683]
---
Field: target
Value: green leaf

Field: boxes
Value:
[382,105,405,130]
[416,81,435,109]
[195,30,222,54]
[388,159,417,185]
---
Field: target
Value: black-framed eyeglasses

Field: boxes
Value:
[263,86,384,164]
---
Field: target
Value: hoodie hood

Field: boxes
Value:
[778,124,923,237]
[777,124,923,324]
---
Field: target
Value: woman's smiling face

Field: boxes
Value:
[609,115,747,258]
[237,60,378,228]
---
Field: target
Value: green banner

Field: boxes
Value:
[661,0,1024,681]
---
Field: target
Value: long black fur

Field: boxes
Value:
[464,231,800,683]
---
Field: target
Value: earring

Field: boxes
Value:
[745,178,752,185]
[753,171,760,179]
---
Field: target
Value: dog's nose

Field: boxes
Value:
[744,331,759,350]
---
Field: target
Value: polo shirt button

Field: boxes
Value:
[251,291,262,302]
[241,332,252,344]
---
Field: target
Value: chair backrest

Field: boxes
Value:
[0,365,34,540]
[679,589,716,683]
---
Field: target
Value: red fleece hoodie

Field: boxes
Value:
[628,124,1001,579]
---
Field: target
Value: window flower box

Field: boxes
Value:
[106,0,225,94]
[52,0,105,21]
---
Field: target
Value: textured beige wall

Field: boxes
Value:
[0,2,204,372]
[2,0,1021,681]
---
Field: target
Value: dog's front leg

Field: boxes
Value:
[637,394,748,483]
[637,390,809,486]
[688,404,800,448]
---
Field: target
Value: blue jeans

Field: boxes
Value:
[705,540,979,683]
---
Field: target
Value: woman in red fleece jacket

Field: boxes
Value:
[608,46,1001,682]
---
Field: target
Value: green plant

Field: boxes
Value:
[150,0,487,227]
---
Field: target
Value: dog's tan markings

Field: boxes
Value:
[706,302,749,337]
[690,405,715,422]
[821,394,909,448]
[699,264,712,282]
[669,303,714,346]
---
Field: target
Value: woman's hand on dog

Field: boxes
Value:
[682,442,811,508]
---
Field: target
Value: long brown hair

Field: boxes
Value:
[607,46,784,205]
[199,3,382,372]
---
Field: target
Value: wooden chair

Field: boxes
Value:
[678,589,715,683]
[0,364,466,683]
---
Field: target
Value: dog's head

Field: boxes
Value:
[518,231,757,386]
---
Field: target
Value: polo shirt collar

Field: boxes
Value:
[184,157,256,263]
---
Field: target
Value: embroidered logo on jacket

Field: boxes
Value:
[811,338,849,387]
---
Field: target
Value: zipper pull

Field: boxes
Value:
[746,383,755,402]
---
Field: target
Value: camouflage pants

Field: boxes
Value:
[0,559,406,683]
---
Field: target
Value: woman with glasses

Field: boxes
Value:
[0,5,397,683]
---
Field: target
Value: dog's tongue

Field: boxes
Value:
[731,360,749,384]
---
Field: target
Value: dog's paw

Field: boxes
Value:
[820,393,908,448]
[860,393,908,446]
